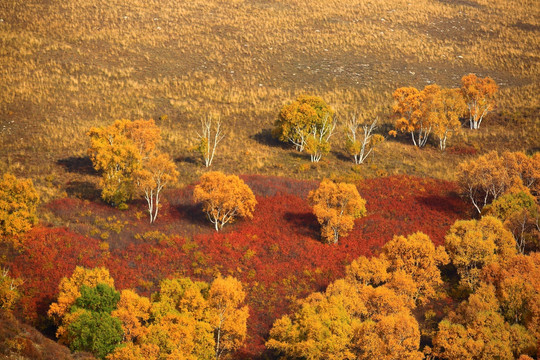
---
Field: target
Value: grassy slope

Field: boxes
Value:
[0,0,538,200]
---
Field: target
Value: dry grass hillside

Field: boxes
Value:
[0,0,538,198]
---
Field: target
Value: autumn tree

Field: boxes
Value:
[134,153,179,223]
[461,73,498,129]
[0,267,24,310]
[196,115,225,167]
[458,151,540,213]
[391,85,440,147]
[484,189,540,253]
[273,95,334,151]
[267,280,423,360]
[193,172,257,231]
[111,289,152,342]
[208,275,249,359]
[304,113,336,162]
[381,232,449,306]
[445,216,516,290]
[457,151,512,213]
[345,115,384,164]
[0,173,39,245]
[308,179,366,244]
[431,88,467,150]
[88,119,161,207]
[48,266,116,342]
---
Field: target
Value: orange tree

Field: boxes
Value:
[431,88,467,150]
[308,179,366,244]
[461,73,498,129]
[273,95,334,152]
[0,173,39,246]
[193,172,257,231]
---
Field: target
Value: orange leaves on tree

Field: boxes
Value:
[461,73,498,129]
[193,172,257,231]
[308,179,366,244]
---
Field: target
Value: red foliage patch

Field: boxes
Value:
[11,175,469,358]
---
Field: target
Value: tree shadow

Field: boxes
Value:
[250,128,289,149]
[283,211,319,238]
[57,156,98,175]
[435,0,485,8]
[65,180,101,201]
[416,194,465,217]
[175,155,199,165]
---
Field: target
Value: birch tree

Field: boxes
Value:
[193,172,257,231]
[461,74,498,130]
[345,115,384,164]
[197,115,225,167]
[134,153,179,223]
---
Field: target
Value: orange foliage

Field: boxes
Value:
[193,172,257,231]
[308,179,367,244]
[461,73,498,129]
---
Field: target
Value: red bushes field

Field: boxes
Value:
[10,175,469,358]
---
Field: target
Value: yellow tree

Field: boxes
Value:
[461,74,498,129]
[502,151,540,194]
[381,232,449,305]
[273,95,334,151]
[433,283,536,359]
[0,267,24,310]
[391,85,440,148]
[308,179,367,244]
[88,119,160,207]
[445,216,516,290]
[134,153,179,223]
[148,277,214,360]
[457,151,513,213]
[0,173,39,246]
[266,291,357,360]
[48,266,115,342]
[111,289,151,342]
[484,189,540,253]
[208,275,249,359]
[193,172,257,231]
[431,88,467,151]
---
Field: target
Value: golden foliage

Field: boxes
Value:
[111,290,151,342]
[381,232,449,305]
[308,179,367,243]
[193,172,257,231]
[208,275,249,359]
[0,268,24,310]
[461,74,498,130]
[0,173,39,244]
[445,216,516,291]
[273,95,334,152]
[134,153,179,223]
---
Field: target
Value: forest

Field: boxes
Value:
[0,0,539,359]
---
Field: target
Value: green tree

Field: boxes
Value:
[68,310,123,359]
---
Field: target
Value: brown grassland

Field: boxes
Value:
[0,0,539,199]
